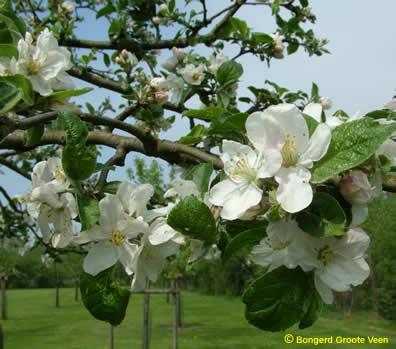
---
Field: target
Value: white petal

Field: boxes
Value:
[117,216,149,239]
[275,167,312,213]
[221,184,262,220]
[116,182,137,212]
[350,204,369,227]
[148,218,177,245]
[119,242,138,275]
[208,179,239,206]
[333,227,370,259]
[250,239,273,267]
[83,241,119,276]
[221,140,257,174]
[314,273,334,304]
[303,103,323,122]
[245,111,283,153]
[300,123,332,167]
[257,149,282,178]
[98,195,123,231]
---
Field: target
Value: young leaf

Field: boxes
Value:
[183,106,226,121]
[312,118,396,183]
[25,125,44,147]
[216,61,243,86]
[80,267,130,326]
[221,226,267,264]
[296,192,346,237]
[168,195,216,244]
[185,162,214,193]
[242,267,319,332]
[77,194,100,231]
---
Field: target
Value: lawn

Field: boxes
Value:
[2,288,395,348]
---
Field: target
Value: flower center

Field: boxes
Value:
[230,158,257,183]
[54,166,67,181]
[281,134,299,167]
[111,230,125,246]
[318,245,335,265]
[192,71,200,81]
[26,60,40,75]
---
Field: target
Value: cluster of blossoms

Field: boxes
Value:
[147,48,232,106]
[208,102,394,304]
[0,29,73,96]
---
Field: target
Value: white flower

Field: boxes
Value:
[61,1,75,13]
[180,64,205,86]
[78,194,149,276]
[162,47,186,71]
[208,52,229,74]
[0,57,14,76]
[116,182,154,219]
[272,32,285,59]
[188,240,220,263]
[14,29,73,96]
[131,218,183,290]
[250,220,318,272]
[209,140,280,220]
[152,16,162,25]
[150,76,168,91]
[246,103,332,213]
[313,228,370,304]
[378,139,396,166]
[339,170,374,226]
[166,73,184,105]
[165,179,200,200]
[26,157,77,248]
[118,49,138,66]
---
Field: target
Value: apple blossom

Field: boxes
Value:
[61,1,75,13]
[180,64,205,86]
[246,103,332,213]
[250,220,318,272]
[162,47,186,71]
[208,52,229,74]
[271,32,285,59]
[116,182,154,219]
[209,140,280,220]
[14,29,73,96]
[150,76,168,91]
[77,194,149,276]
[152,16,162,25]
[166,73,184,105]
[378,139,396,166]
[313,228,370,304]
[165,179,200,200]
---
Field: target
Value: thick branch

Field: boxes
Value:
[0,130,222,169]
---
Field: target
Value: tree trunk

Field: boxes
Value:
[172,279,182,328]
[109,324,114,349]
[172,285,178,349]
[0,276,7,320]
[74,278,79,302]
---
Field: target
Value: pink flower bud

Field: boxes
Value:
[155,90,168,104]
[340,170,373,205]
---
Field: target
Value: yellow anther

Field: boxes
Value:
[111,230,125,246]
[281,134,298,167]
[318,245,335,265]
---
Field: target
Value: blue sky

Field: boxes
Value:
[1,0,395,197]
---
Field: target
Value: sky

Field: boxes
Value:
[1,0,396,197]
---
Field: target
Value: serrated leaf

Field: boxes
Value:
[209,112,248,140]
[0,74,34,113]
[296,192,346,237]
[168,195,216,244]
[312,118,396,183]
[179,124,207,145]
[242,267,318,332]
[77,194,100,231]
[299,285,323,329]
[49,87,93,101]
[185,161,213,193]
[80,267,130,326]
[183,106,226,121]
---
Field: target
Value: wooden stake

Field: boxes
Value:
[0,323,3,349]
[142,292,150,349]
[74,278,79,302]
[172,286,178,349]
[54,262,60,308]
[0,276,7,320]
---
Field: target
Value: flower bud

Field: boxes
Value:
[62,1,74,13]
[155,90,168,104]
[271,32,285,59]
[115,56,122,64]
[150,77,168,91]
[339,170,373,205]
[152,16,162,25]
[120,49,129,59]
[159,4,168,14]
[320,96,332,110]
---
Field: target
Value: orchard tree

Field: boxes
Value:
[0,0,396,332]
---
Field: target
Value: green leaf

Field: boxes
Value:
[296,192,346,237]
[57,112,97,181]
[209,112,248,140]
[77,195,100,231]
[168,195,216,244]
[185,162,214,193]
[183,106,226,121]
[251,32,273,45]
[0,43,17,57]
[242,267,319,332]
[311,82,319,100]
[49,87,93,101]
[0,7,26,35]
[179,124,207,145]
[0,74,34,113]
[25,125,44,147]
[287,41,299,55]
[102,181,121,194]
[80,267,130,326]
[365,109,396,121]
[312,118,396,183]
[222,227,267,263]
[216,61,243,86]
[303,113,319,137]
[97,3,116,18]
[299,285,323,329]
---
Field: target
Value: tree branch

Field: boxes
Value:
[0,156,30,180]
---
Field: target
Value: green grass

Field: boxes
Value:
[2,288,396,348]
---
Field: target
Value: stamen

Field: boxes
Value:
[281,134,299,167]
[111,230,125,246]
[318,245,335,265]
